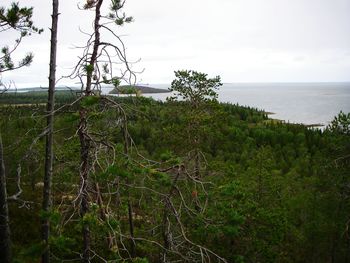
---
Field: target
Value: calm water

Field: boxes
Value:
[140,83,350,127]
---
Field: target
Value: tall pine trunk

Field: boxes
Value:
[41,1,59,262]
[0,133,11,263]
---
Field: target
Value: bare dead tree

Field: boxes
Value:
[41,0,59,262]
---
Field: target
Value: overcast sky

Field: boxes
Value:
[1,0,350,87]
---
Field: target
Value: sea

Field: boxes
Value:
[139,82,350,127]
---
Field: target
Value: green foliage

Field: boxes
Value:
[109,0,133,25]
[0,90,77,105]
[83,64,94,75]
[159,150,174,161]
[110,0,123,11]
[104,164,131,179]
[1,46,14,70]
[132,258,149,263]
[327,111,350,135]
[0,2,42,75]
[152,171,171,186]
[17,242,46,262]
[120,86,137,94]
[112,77,121,88]
[49,235,75,255]
[39,210,61,226]
[169,70,222,105]
[80,95,100,107]
[1,94,349,262]
[0,44,33,72]
[0,2,42,33]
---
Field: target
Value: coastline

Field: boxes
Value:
[109,85,170,94]
[1,84,342,129]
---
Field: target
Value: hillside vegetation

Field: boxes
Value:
[0,88,349,262]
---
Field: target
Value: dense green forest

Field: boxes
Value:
[0,87,349,262]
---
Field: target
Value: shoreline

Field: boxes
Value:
[0,89,328,128]
[109,85,170,94]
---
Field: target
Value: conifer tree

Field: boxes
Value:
[69,1,134,260]
[0,2,43,85]
[0,3,41,262]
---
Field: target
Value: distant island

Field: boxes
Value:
[109,85,170,94]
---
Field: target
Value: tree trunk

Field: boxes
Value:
[0,133,11,263]
[194,149,201,212]
[162,168,182,261]
[94,182,114,249]
[79,109,91,263]
[127,194,135,257]
[41,1,59,262]
[79,1,103,261]
[162,201,172,250]
[86,0,102,94]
